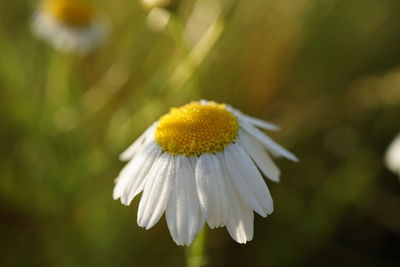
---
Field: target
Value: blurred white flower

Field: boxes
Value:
[113,100,297,246]
[385,133,400,176]
[31,0,108,55]
[146,7,171,32]
[141,0,178,32]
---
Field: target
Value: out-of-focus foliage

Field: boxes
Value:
[0,0,399,266]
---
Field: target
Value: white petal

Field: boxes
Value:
[226,194,254,244]
[31,11,107,55]
[236,112,280,131]
[216,152,254,243]
[188,156,198,170]
[113,142,162,205]
[238,130,281,182]
[224,105,279,131]
[385,133,400,174]
[195,153,229,228]
[166,156,204,246]
[119,123,157,161]
[137,153,174,229]
[224,144,273,216]
[241,121,298,162]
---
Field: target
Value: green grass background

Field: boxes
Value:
[0,0,399,266]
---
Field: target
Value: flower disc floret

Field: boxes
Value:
[44,0,93,26]
[155,102,239,156]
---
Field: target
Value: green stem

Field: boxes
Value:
[185,227,207,267]
[46,51,73,110]
[167,11,191,60]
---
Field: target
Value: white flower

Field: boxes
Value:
[113,100,298,246]
[146,8,171,32]
[31,0,108,55]
[385,133,400,176]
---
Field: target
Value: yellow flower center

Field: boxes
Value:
[155,102,239,156]
[44,0,93,26]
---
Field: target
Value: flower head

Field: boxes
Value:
[114,100,298,245]
[140,0,178,32]
[385,132,400,177]
[31,0,108,55]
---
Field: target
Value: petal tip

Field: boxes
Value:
[269,125,281,131]
[119,153,130,161]
[286,153,299,162]
[121,199,132,206]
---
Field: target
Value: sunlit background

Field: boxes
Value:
[1,0,400,266]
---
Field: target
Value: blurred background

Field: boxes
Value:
[1,0,399,266]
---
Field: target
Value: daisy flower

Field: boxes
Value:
[31,0,108,55]
[140,0,179,31]
[385,132,400,176]
[114,100,298,245]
